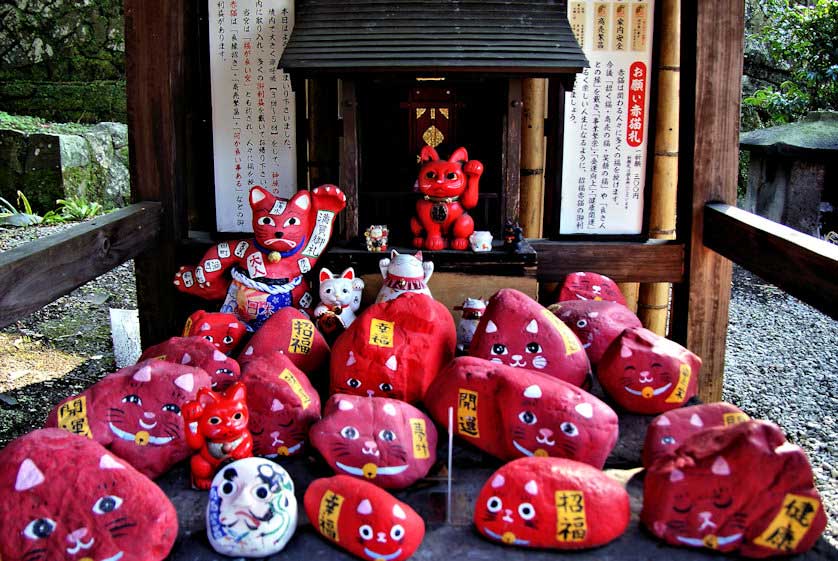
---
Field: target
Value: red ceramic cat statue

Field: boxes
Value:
[469,288,591,388]
[310,394,438,489]
[304,475,425,561]
[642,420,827,557]
[474,457,630,549]
[183,382,254,490]
[598,327,701,414]
[241,352,321,458]
[425,357,618,468]
[45,359,211,479]
[174,185,346,329]
[548,300,642,365]
[239,306,331,376]
[330,292,456,404]
[139,336,242,390]
[183,309,248,355]
[411,146,483,251]
[559,271,626,305]
[642,402,749,468]
[0,429,178,561]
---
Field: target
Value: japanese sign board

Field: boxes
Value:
[209,0,297,232]
[560,0,655,234]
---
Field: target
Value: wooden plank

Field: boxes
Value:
[0,203,161,329]
[504,78,523,223]
[704,203,838,319]
[125,0,197,346]
[672,1,744,403]
[531,240,685,283]
[340,79,360,239]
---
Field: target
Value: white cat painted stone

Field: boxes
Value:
[375,250,434,303]
[455,297,488,352]
[207,457,297,557]
[469,230,493,252]
[314,267,364,328]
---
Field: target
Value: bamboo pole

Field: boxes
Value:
[618,282,640,313]
[638,0,680,335]
[519,78,547,238]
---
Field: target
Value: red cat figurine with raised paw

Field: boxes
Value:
[183,382,253,490]
[304,475,425,561]
[410,146,483,251]
[174,185,346,330]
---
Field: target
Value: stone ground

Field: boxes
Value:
[0,224,835,552]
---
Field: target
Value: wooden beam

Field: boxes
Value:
[0,203,161,329]
[704,203,838,319]
[672,1,744,403]
[340,79,360,239]
[531,240,685,283]
[503,78,523,224]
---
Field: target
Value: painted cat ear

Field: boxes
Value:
[99,454,125,470]
[293,190,311,210]
[656,415,672,426]
[133,365,153,382]
[341,268,355,280]
[180,353,192,365]
[575,402,594,419]
[670,469,685,482]
[448,147,468,163]
[200,322,212,331]
[346,351,357,366]
[175,374,194,392]
[15,459,44,491]
[385,355,398,371]
[491,474,505,488]
[338,399,354,411]
[393,504,407,520]
[523,385,542,399]
[525,480,538,496]
[689,414,704,427]
[320,268,334,282]
[420,145,439,162]
[198,387,220,407]
[382,403,397,416]
[414,251,423,262]
[213,350,227,362]
[620,345,633,358]
[357,499,373,515]
[525,319,538,334]
[271,399,285,412]
[390,249,399,259]
[250,186,268,206]
[711,456,731,476]
[485,320,498,333]
[227,383,247,403]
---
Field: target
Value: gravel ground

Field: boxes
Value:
[0,224,835,547]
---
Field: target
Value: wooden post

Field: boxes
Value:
[672,0,743,403]
[618,282,640,313]
[639,0,681,335]
[340,79,360,239]
[503,78,523,224]
[520,78,546,238]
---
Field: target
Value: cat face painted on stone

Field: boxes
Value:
[558,272,626,305]
[0,429,178,561]
[550,300,642,365]
[310,395,437,489]
[207,457,297,557]
[139,336,242,390]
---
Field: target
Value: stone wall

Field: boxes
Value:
[0,0,125,123]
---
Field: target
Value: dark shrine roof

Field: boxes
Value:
[279,0,588,77]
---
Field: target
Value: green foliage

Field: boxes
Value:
[745,0,838,127]
[56,196,103,221]
[0,191,43,227]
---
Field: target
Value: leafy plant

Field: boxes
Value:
[0,191,43,227]
[56,196,104,221]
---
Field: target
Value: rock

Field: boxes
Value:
[140,336,242,390]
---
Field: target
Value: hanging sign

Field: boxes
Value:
[560,0,655,235]
[208,0,297,232]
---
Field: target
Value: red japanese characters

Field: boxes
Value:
[469,288,591,388]
[330,292,456,404]
[642,402,749,468]
[174,185,346,329]
[139,335,241,390]
[411,146,483,251]
[549,300,642,365]
[183,382,254,490]
[183,309,248,355]
[559,272,626,305]
[310,394,437,489]
[304,475,425,561]
[642,420,826,557]
[425,357,618,468]
[241,352,321,458]
[0,429,178,561]
[474,457,630,549]
[45,359,211,479]
[238,306,331,375]
[598,327,701,414]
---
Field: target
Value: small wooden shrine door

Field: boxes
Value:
[402,86,459,160]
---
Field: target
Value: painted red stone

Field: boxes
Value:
[0,428,178,561]
[330,292,456,404]
[642,402,749,468]
[598,327,701,414]
[139,336,242,390]
[310,394,437,489]
[241,352,321,458]
[304,475,425,561]
[425,357,618,468]
[238,306,331,376]
[549,300,642,365]
[45,359,211,479]
[183,310,248,354]
[468,288,590,387]
[642,420,827,557]
[558,271,626,305]
[474,457,630,549]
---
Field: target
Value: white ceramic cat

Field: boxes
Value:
[375,250,434,303]
[455,297,488,352]
[314,267,364,328]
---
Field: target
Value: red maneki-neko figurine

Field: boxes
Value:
[411,146,483,251]
[174,185,346,330]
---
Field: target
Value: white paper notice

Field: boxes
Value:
[209,0,297,232]
[560,0,654,235]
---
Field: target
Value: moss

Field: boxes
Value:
[0,81,127,123]
[0,111,91,135]
[14,167,64,213]
[62,164,106,202]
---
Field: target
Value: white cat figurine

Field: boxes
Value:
[455,297,488,352]
[314,267,364,328]
[375,250,434,303]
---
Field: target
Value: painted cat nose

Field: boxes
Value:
[539,428,553,439]
[512,354,523,361]
[67,527,89,542]
[364,440,378,450]
[275,231,284,238]
[377,531,387,543]
[143,411,156,419]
